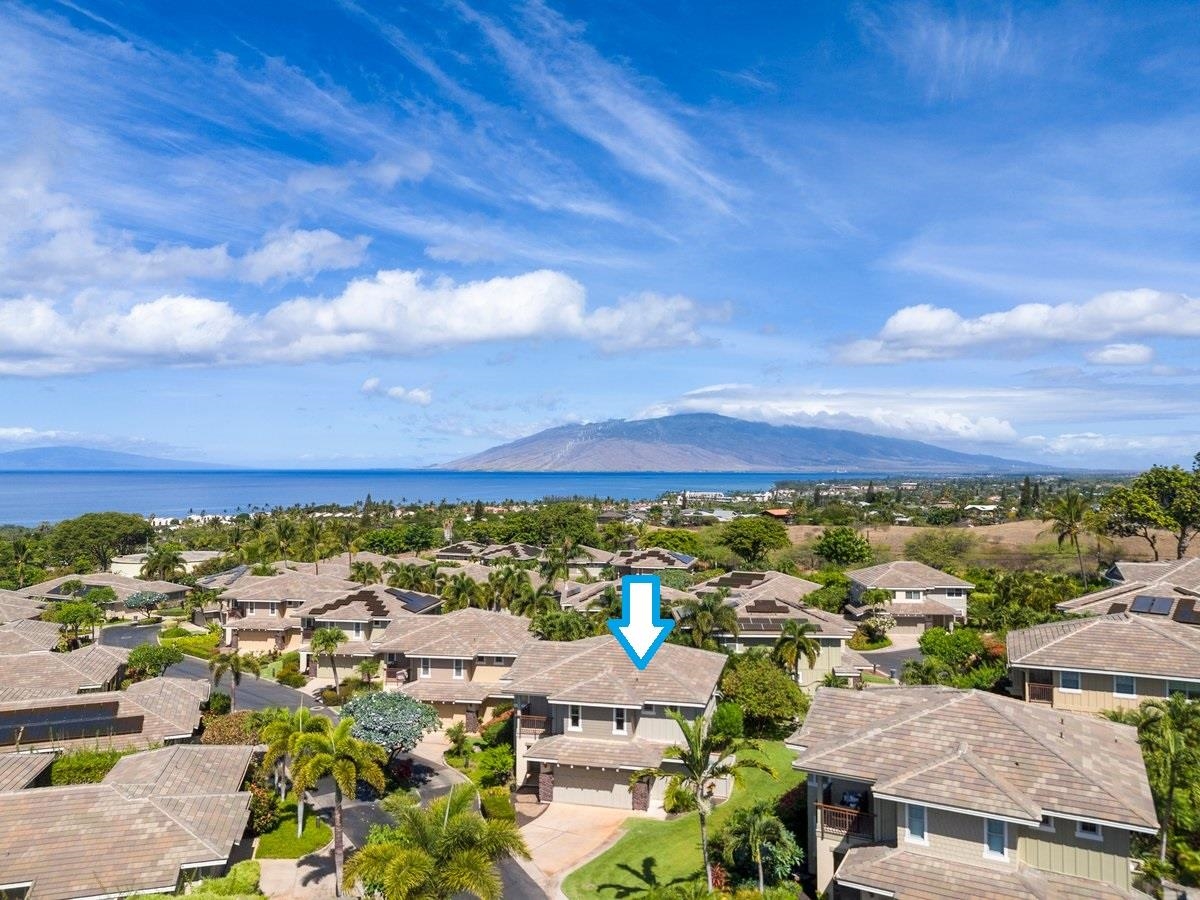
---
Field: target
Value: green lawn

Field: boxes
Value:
[562,741,803,899]
[254,802,333,858]
[862,673,894,685]
[161,630,219,659]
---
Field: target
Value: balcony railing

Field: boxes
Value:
[1028,682,1054,704]
[817,803,875,840]
[518,715,548,736]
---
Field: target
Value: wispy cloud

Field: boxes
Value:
[360,377,433,406]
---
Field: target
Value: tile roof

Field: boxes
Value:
[569,545,615,564]
[847,598,960,619]
[846,561,974,590]
[787,686,1157,831]
[557,579,693,612]
[221,570,357,603]
[613,548,697,570]
[0,619,63,655]
[835,845,1140,900]
[112,550,223,565]
[0,753,53,790]
[502,636,726,708]
[273,551,431,579]
[435,541,486,558]
[104,744,253,798]
[479,542,544,562]
[375,607,534,657]
[0,590,46,626]
[693,569,822,605]
[399,679,508,704]
[1007,613,1200,681]
[524,733,670,770]
[1107,558,1200,587]
[226,614,292,632]
[296,584,442,620]
[0,644,129,700]
[1060,560,1200,625]
[20,572,190,602]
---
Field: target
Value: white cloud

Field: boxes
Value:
[360,377,432,406]
[1086,343,1155,366]
[0,269,711,375]
[239,228,370,284]
[841,289,1196,363]
[1022,432,1195,457]
[0,426,78,445]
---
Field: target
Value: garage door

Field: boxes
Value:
[553,766,632,809]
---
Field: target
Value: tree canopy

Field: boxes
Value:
[719,652,808,736]
[719,517,790,565]
[341,691,441,756]
[811,526,873,567]
[1101,460,1200,560]
[49,512,154,570]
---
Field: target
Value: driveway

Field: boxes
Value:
[519,802,631,883]
[860,632,923,678]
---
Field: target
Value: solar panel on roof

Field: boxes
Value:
[1173,599,1200,625]
[1150,596,1175,615]
[1130,596,1155,613]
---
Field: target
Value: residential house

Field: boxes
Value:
[272,551,430,580]
[0,644,129,700]
[19,573,190,615]
[0,675,212,754]
[846,561,973,633]
[612,547,698,577]
[110,549,224,577]
[1056,558,1200,626]
[0,619,64,655]
[479,543,544,565]
[297,584,443,680]
[504,636,728,811]
[556,579,694,614]
[687,570,872,688]
[434,541,486,562]
[0,744,252,899]
[1007,613,1200,710]
[787,686,1158,898]
[0,753,53,790]
[377,607,535,729]
[0,590,46,626]
[220,570,357,653]
[566,545,616,579]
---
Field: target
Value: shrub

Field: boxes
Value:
[848,628,892,651]
[445,721,469,755]
[479,715,513,747]
[719,652,808,736]
[471,744,515,787]
[276,670,307,688]
[160,625,191,639]
[279,650,301,670]
[479,786,516,821]
[246,783,282,835]
[201,711,262,745]
[50,748,128,785]
[663,776,698,814]
[204,692,232,715]
[711,701,744,744]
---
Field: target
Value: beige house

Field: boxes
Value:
[434,541,486,562]
[846,561,973,633]
[378,607,535,729]
[1057,557,1200,626]
[272,551,431,580]
[110,549,224,577]
[787,686,1158,899]
[220,570,357,653]
[479,542,544,565]
[19,573,190,615]
[567,544,616,579]
[612,547,698,576]
[1007,613,1200,711]
[504,637,727,812]
[0,589,46,626]
[0,744,252,899]
[0,644,129,700]
[686,570,872,688]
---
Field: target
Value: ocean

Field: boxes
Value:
[0,470,855,526]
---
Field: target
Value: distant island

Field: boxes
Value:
[0,446,218,471]
[439,413,1048,474]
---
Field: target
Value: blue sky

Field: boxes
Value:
[1,1,1199,468]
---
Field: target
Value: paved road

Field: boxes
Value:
[860,643,923,678]
[101,624,322,711]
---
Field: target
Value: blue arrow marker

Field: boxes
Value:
[608,575,674,670]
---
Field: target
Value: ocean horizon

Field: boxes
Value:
[0,469,876,526]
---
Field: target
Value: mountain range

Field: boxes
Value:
[0,446,216,471]
[441,414,1046,473]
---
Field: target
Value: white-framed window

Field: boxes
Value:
[353,622,362,637]
[905,804,927,845]
[567,705,582,731]
[268,602,278,615]
[1114,674,1136,697]
[453,659,465,680]
[613,707,628,735]
[419,658,431,678]
[1167,681,1200,700]
[1038,815,1056,833]
[1076,821,1103,841]
[1059,671,1081,693]
[904,590,922,601]
[984,818,1007,859]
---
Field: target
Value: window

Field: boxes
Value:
[453,659,465,680]
[1059,671,1081,692]
[643,703,655,712]
[268,602,278,615]
[1038,815,1055,833]
[904,590,922,601]
[905,804,927,844]
[613,707,628,735]
[419,658,431,678]
[494,656,504,665]
[984,819,1006,858]
[946,588,965,598]
[1076,821,1103,841]
[567,705,582,731]
[1114,674,1136,697]
[353,622,362,637]
[1167,681,1200,700]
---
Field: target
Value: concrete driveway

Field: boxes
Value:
[860,632,923,679]
[520,802,631,883]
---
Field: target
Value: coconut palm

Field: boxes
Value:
[292,717,387,896]
[330,519,358,569]
[585,584,623,633]
[675,589,740,650]
[311,626,348,691]
[140,544,185,581]
[344,783,530,900]
[539,538,576,594]
[10,536,33,587]
[271,517,299,562]
[630,711,773,891]
[262,706,325,835]
[441,571,481,611]
[208,650,262,707]
[510,581,557,618]
[772,620,821,681]
[722,800,789,894]
[349,561,381,585]
[296,518,326,574]
[1041,488,1091,584]
[357,658,380,686]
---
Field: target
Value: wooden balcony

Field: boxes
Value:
[817,803,875,841]
[518,715,548,736]
[1027,682,1054,704]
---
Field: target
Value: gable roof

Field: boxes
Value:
[1061,558,1200,624]
[104,744,252,798]
[613,548,697,570]
[0,618,62,655]
[294,584,442,620]
[1007,613,1200,681]
[479,542,544,562]
[787,686,1157,832]
[846,561,974,590]
[375,607,534,657]
[220,570,356,603]
[502,636,726,708]
[19,572,190,602]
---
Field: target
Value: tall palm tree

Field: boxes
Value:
[140,544,185,581]
[510,581,557,618]
[262,706,325,835]
[721,800,789,894]
[630,711,773,891]
[292,717,387,896]
[208,650,262,708]
[586,584,623,634]
[311,626,348,691]
[345,783,530,900]
[539,538,576,594]
[330,519,358,569]
[1041,489,1090,584]
[675,589,740,650]
[296,518,326,574]
[772,620,821,681]
[349,561,381,585]
[272,517,298,562]
[10,536,32,588]
[441,572,481,611]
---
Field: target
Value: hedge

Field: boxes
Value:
[50,748,130,785]
[480,787,516,821]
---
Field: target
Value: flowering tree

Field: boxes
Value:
[341,691,440,760]
[124,590,167,613]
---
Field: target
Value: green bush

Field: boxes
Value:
[50,748,129,785]
[711,701,744,744]
[191,859,263,896]
[279,650,301,669]
[480,786,516,821]
[205,692,232,715]
[276,670,307,688]
[479,715,513,747]
[161,630,219,658]
[160,625,190,639]
[471,745,515,787]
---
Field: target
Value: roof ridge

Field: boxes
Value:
[799,688,962,763]
[1134,612,1200,651]
[147,791,250,856]
[1010,615,1103,662]
[956,745,1043,819]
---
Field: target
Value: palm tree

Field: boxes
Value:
[296,518,325,574]
[292,717,387,895]
[311,626,348,691]
[675,589,740,650]
[586,584,623,634]
[344,783,530,900]
[722,800,789,894]
[261,706,325,835]
[357,658,380,686]
[140,544,185,581]
[1041,489,1090,584]
[772,620,821,681]
[510,581,557,618]
[208,650,262,708]
[349,561,381,585]
[630,711,773,891]
[10,536,32,587]
[330,519,358,569]
[539,538,576,594]
[441,572,481,611]
[272,517,298,561]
